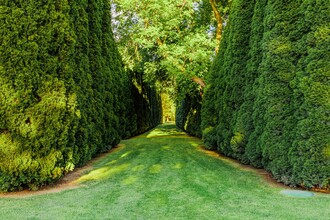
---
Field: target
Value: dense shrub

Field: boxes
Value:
[238,0,268,167]
[1,0,78,191]
[175,77,202,138]
[201,17,231,151]
[176,92,202,138]
[202,0,255,160]
[289,0,330,189]
[0,0,161,192]
[130,71,162,136]
[202,0,330,190]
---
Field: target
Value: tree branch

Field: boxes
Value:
[191,76,206,88]
[209,0,223,54]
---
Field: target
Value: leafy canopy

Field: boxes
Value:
[111,0,229,87]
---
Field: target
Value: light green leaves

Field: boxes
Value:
[112,0,217,87]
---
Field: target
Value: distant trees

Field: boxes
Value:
[110,0,231,137]
[202,0,330,190]
[111,0,218,84]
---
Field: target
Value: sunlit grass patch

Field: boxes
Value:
[77,163,130,182]
[145,123,186,138]
[149,164,162,174]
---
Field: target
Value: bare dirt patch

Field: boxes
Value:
[0,145,124,198]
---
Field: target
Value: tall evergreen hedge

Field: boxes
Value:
[130,71,162,136]
[175,78,202,138]
[251,0,305,183]
[236,0,268,167]
[176,92,202,138]
[201,16,231,151]
[202,0,255,159]
[1,0,78,191]
[0,0,161,192]
[289,0,330,189]
[202,0,330,190]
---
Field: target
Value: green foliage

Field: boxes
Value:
[201,16,231,150]
[238,0,268,167]
[176,93,202,138]
[111,0,232,137]
[111,0,217,89]
[0,0,161,192]
[1,0,77,191]
[288,0,330,189]
[175,76,203,137]
[202,0,330,190]
[202,0,255,159]
[130,71,162,136]
[196,0,232,26]
[251,0,304,183]
[161,92,176,123]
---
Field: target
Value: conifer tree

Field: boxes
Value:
[0,0,150,192]
[289,0,330,189]
[201,22,230,150]
[252,0,306,182]
[176,85,202,138]
[231,0,268,166]
[202,0,329,189]
[0,0,77,191]
[201,0,255,158]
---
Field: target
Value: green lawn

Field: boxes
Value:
[1,124,329,219]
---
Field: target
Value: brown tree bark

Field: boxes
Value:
[191,76,206,88]
[209,0,223,54]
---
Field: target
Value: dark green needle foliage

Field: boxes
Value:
[251,0,304,183]
[289,0,330,189]
[176,90,202,138]
[0,0,161,192]
[236,0,268,167]
[0,0,78,192]
[175,74,204,138]
[130,71,162,136]
[202,0,330,190]
[202,0,255,158]
[201,20,231,151]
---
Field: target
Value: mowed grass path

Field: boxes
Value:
[1,124,329,219]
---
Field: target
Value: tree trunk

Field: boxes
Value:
[209,0,223,54]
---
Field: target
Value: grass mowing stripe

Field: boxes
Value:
[0,123,329,220]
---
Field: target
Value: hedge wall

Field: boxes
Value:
[176,92,202,138]
[130,71,162,136]
[0,0,161,192]
[1,0,79,191]
[202,0,330,190]
[175,78,202,138]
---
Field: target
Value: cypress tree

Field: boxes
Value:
[201,21,230,150]
[69,0,92,165]
[130,71,161,135]
[0,0,77,191]
[202,0,329,190]
[239,0,268,166]
[202,0,255,158]
[176,91,202,138]
[252,0,306,182]
[221,0,255,160]
[0,0,143,192]
[289,0,330,189]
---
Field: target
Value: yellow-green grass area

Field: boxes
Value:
[0,124,329,219]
